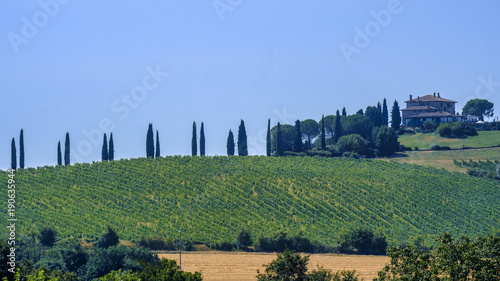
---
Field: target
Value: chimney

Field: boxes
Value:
[409,94,412,101]
[438,93,440,98]
[433,93,436,97]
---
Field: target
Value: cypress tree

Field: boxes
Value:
[266,119,271,157]
[191,122,197,156]
[376,102,383,127]
[237,120,248,156]
[294,120,302,152]
[320,115,326,150]
[108,133,114,161]
[227,130,235,156]
[200,122,205,156]
[155,130,160,159]
[64,132,70,166]
[146,123,154,158]
[19,129,25,169]
[334,110,342,142]
[276,122,283,156]
[382,98,389,126]
[356,109,364,115]
[101,133,108,162]
[57,141,62,166]
[342,107,347,116]
[11,138,16,170]
[391,100,402,131]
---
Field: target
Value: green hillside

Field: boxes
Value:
[398,131,500,150]
[3,156,499,247]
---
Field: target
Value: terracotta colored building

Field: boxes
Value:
[402,93,462,127]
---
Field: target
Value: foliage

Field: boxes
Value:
[64,132,70,166]
[338,228,387,255]
[98,269,141,281]
[454,159,499,180]
[109,133,115,161]
[57,141,62,166]
[155,131,160,159]
[295,120,303,153]
[11,138,17,170]
[256,250,309,281]
[136,236,177,251]
[267,119,271,156]
[138,258,202,281]
[20,129,25,169]
[341,115,373,140]
[146,124,154,158]
[390,100,401,131]
[39,227,57,247]
[237,229,253,249]
[226,130,234,156]
[102,133,109,162]
[277,123,284,156]
[271,124,296,154]
[256,231,328,253]
[96,226,120,249]
[334,110,342,142]
[191,122,197,156]
[375,233,500,280]
[301,119,320,150]
[382,98,389,127]
[423,120,438,131]
[238,119,248,156]
[320,115,326,150]
[375,126,399,157]
[336,134,368,155]
[437,122,477,138]
[199,122,205,157]
[463,98,494,121]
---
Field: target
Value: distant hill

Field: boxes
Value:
[3,156,499,247]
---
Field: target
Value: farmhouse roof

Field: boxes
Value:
[405,94,457,103]
[401,105,438,111]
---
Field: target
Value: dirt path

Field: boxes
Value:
[158,251,389,280]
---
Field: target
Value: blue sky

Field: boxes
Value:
[1,0,499,169]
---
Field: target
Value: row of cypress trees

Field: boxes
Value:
[10,129,24,170]
[226,120,248,156]
[56,133,71,166]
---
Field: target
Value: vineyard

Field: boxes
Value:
[2,156,499,247]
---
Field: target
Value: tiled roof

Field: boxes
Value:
[401,105,438,111]
[405,94,457,103]
[405,111,459,118]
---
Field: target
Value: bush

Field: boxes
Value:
[136,236,176,251]
[438,122,477,138]
[96,227,119,249]
[306,150,333,158]
[256,232,326,253]
[284,151,307,157]
[336,134,368,155]
[423,120,438,131]
[437,123,452,137]
[39,227,57,247]
[139,258,202,281]
[237,229,253,250]
[376,126,399,157]
[338,228,387,255]
[430,143,441,150]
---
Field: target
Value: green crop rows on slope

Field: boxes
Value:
[2,156,499,246]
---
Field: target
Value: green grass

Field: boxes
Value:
[398,131,500,150]
[2,156,499,248]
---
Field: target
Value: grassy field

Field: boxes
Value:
[398,131,500,150]
[158,252,389,280]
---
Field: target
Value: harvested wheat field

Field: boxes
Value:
[159,251,389,280]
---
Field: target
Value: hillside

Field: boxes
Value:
[2,156,499,247]
[398,131,500,150]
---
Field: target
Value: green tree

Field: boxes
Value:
[200,122,205,156]
[382,98,389,127]
[139,258,202,281]
[238,120,248,156]
[39,227,57,247]
[342,114,373,140]
[294,120,303,152]
[155,130,160,159]
[102,133,108,162]
[99,269,141,281]
[57,141,62,166]
[320,115,326,150]
[339,228,387,255]
[191,122,197,156]
[146,123,154,158]
[356,109,364,115]
[323,115,335,140]
[237,229,253,250]
[19,129,25,169]
[96,226,119,249]
[266,119,271,156]
[365,106,379,126]
[301,119,319,150]
[108,133,114,161]
[376,126,399,157]
[11,138,16,170]
[342,107,347,117]
[336,134,368,155]
[256,250,309,281]
[391,100,401,131]
[271,124,296,153]
[463,98,494,121]
[376,102,383,127]
[276,122,284,156]
[64,132,70,166]
[334,110,342,143]
[227,130,235,156]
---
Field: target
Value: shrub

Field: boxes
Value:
[423,120,438,131]
[136,236,176,251]
[338,228,387,255]
[96,227,119,249]
[376,126,399,157]
[430,143,441,150]
[237,229,253,250]
[139,258,202,281]
[336,134,368,155]
[284,151,307,157]
[39,227,57,247]
[437,123,452,137]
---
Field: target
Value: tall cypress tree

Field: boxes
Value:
[334,110,342,142]
[382,98,389,127]
[200,122,205,156]
[11,138,16,170]
[227,130,235,156]
[108,133,114,161]
[320,115,326,150]
[276,122,284,156]
[19,129,25,169]
[102,133,108,162]
[391,100,401,131]
[376,102,383,127]
[57,141,62,166]
[237,120,248,156]
[266,119,271,157]
[64,132,70,166]
[191,122,197,156]
[294,120,302,152]
[146,123,154,158]
[155,130,160,159]
[342,107,347,117]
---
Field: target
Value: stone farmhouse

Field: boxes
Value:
[402,93,463,127]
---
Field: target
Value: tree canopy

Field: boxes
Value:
[463,98,494,121]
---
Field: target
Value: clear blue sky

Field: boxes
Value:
[1,0,499,169]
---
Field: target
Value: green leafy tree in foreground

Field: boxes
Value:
[238,119,248,156]
[463,98,494,121]
[227,129,235,156]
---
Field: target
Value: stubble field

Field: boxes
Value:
[159,252,389,280]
